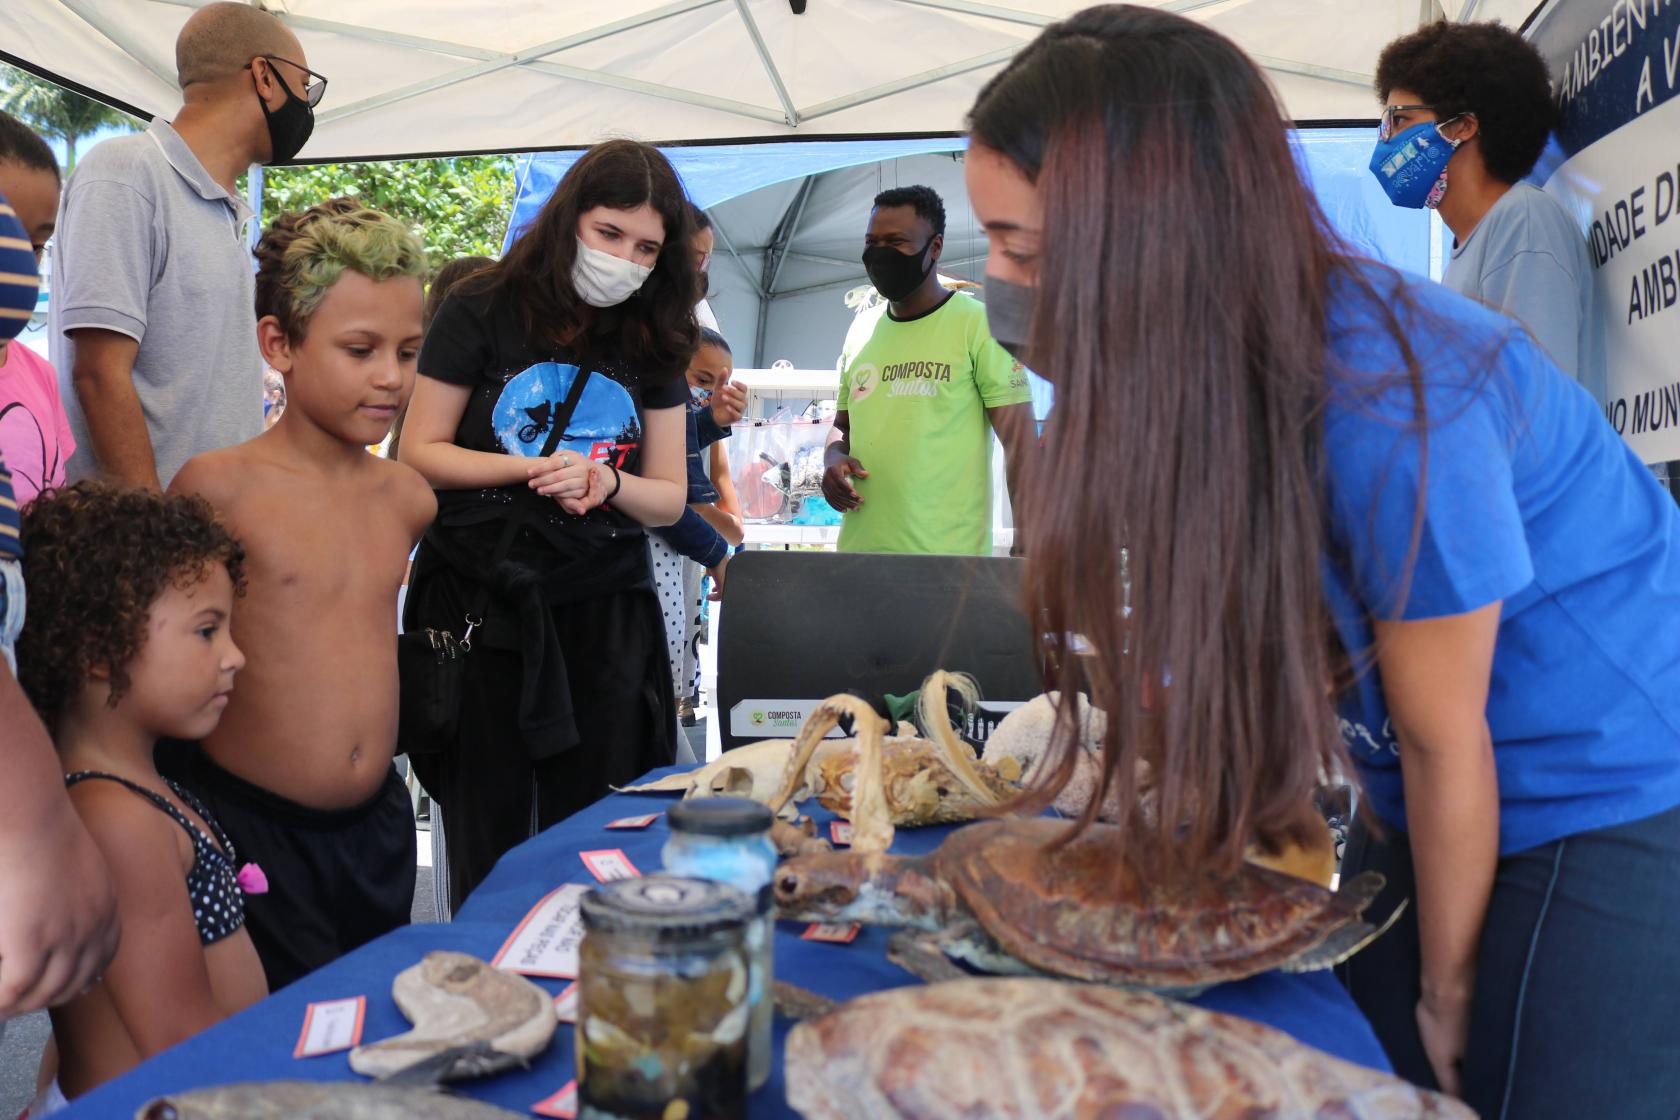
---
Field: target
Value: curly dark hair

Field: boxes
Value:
[17,483,246,731]
[1375,21,1558,185]
[873,185,946,238]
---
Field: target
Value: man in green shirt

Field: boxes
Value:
[822,186,1034,555]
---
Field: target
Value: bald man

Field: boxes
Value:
[51,1,328,489]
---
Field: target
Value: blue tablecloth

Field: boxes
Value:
[61,768,1389,1117]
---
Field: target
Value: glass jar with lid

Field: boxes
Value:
[577,875,752,1120]
[662,797,778,1092]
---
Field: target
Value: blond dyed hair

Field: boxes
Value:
[254,197,427,342]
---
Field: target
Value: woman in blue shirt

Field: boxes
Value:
[964,7,1680,1118]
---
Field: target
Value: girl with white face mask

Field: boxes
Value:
[397,140,701,905]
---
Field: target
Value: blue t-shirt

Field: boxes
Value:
[1322,264,1680,856]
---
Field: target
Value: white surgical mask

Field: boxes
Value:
[572,238,653,308]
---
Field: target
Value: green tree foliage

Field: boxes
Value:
[0,64,140,171]
[255,157,515,266]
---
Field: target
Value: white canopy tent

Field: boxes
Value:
[2,0,1552,161]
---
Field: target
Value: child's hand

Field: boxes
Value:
[708,552,730,600]
[528,452,597,508]
[710,382,746,428]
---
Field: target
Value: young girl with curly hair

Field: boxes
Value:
[16,483,263,1106]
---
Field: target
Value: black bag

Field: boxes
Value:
[396,368,594,757]
[397,620,470,756]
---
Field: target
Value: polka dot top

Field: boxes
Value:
[66,771,247,946]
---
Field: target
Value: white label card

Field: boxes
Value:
[802,922,862,944]
[293,996,365,1058]
[604,813,660,830]
[492,883,589,979]
[729,699,842,738]
[531,1080,578,1118]
[553,981,579,1024]
[829,820,853,846]
[580,848,640,882]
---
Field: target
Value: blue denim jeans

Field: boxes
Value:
[1338,800,1680,1119]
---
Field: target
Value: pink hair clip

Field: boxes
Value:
[236,863,269,895]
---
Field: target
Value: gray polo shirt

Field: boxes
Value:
[51,119,260,487]
[1443,182,1607,397]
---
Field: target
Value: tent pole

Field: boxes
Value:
[709,218,765,297]
[732,0,801,126]
[800,47,1016,122]
[892,0,1051,26]
[755,176,817,365]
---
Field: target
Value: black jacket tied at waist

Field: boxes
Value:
[403,489,651,761]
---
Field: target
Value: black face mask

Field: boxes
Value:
[256,68,315,164]
[862,239,935,303]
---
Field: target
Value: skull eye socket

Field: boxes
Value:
[143,1104,181,1120]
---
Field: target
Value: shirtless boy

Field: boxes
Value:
[168,198,434,989]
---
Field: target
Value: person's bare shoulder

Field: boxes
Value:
[374,455,437,541]
[66,780,189,881]
[169,444,259,513]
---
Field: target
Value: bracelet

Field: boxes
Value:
[605,463,623,501]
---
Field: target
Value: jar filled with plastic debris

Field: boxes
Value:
[577,875,752,1120]
[662,797,778,1091]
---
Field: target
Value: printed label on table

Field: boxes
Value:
[829,820,853,846]
[580,848,641,882]
[801,922,861,944]
[531,1080,578,1118]
[553,981,579,1024]
[492,883,589,979]
[604,812,660,830]
[293,996,365,1058]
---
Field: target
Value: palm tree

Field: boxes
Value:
[0,65,140,172]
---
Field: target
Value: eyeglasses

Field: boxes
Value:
[245,55,328,108]
[1378,103,1445,142]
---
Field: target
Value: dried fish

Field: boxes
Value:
[135,1081,525,1119]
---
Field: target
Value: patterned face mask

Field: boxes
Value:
[1369,118,1464,210]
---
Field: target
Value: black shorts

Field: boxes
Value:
[157,743,417,991]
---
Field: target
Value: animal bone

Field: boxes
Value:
[348,952,555,1080]
[769,694,897,853]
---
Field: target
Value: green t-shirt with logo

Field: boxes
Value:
[835,291,1030,555]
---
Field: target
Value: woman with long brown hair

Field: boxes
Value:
[967,7,1680,1117]
[398,140,698,902]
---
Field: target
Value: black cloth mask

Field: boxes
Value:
[862,239,935,303]
[256,67,315,164]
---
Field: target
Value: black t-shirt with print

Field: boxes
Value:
[418,283,688,558]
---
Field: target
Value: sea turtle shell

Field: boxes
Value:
[932,819,1382,989]
[785,978,1473,1120]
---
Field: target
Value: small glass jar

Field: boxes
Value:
[577,876,752,1120]
[662,798,778,1092]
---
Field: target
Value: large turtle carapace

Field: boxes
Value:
[784,978,1475,1120]
[773,817,1388,992]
